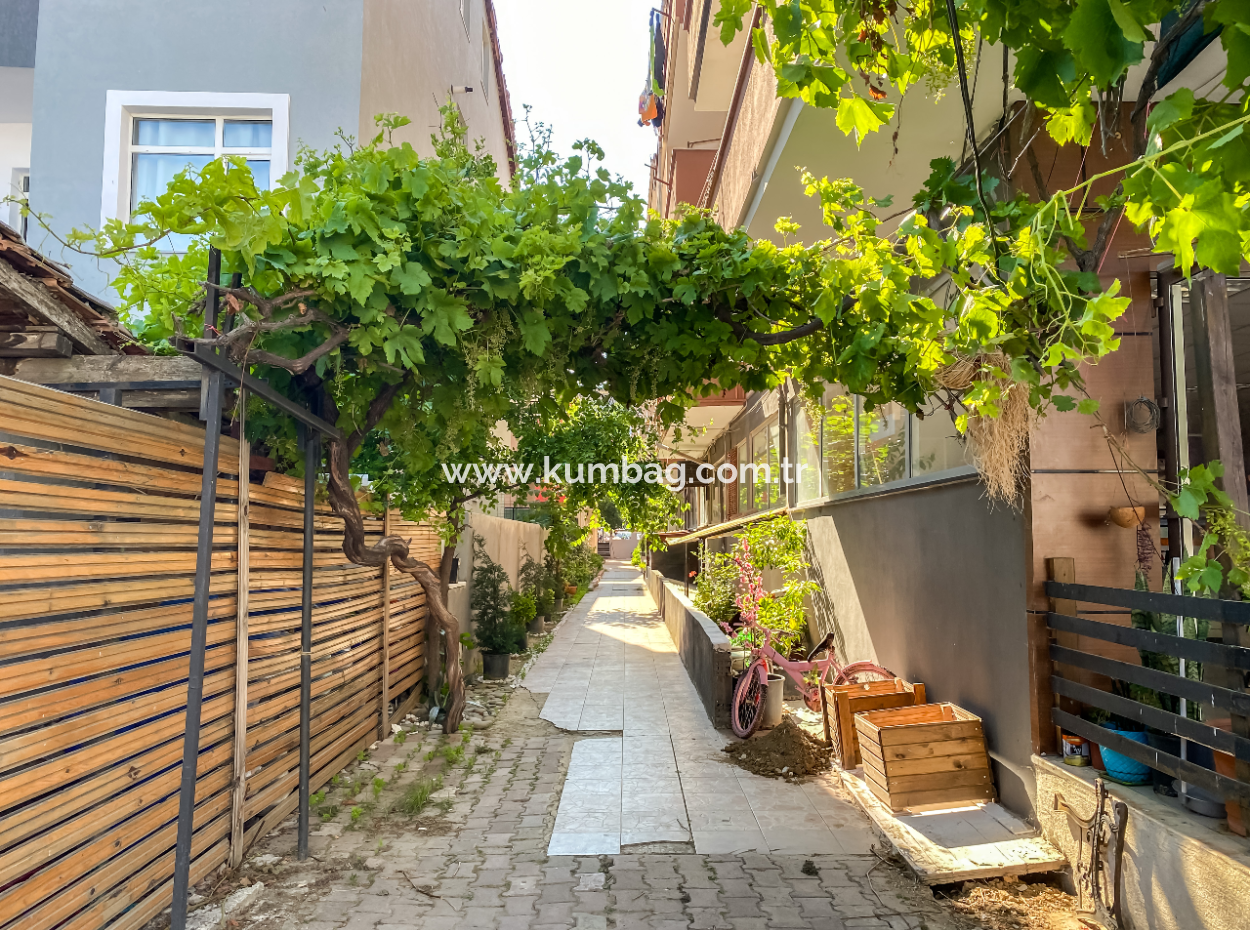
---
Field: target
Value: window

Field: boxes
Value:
[807,385,973,500]
[130,118,273,213]
[792,402,821,502]
[821,387,855,496]
[912,409,970,475]
[766,421,781,507]
[460,0,471,36]
[857,400,907,487]
[735,440,750,514]
[100,91,290,228]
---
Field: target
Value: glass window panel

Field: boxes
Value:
[224,120,273,148]
[822,388,856,495]
[858,400,908,487]
[736,441,750,513]
[245,159,271,190]
[133,119,215,147]
[912,408,971,475]
[752,428,770,510]
[766,422,780,508]
[132,152,213,209]
[793,403,821,501]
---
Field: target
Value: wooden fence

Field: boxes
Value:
[1042,557,1250,831]
[0,375,437,930]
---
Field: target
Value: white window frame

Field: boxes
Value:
[460,0,471,37]
[100,91,290,226]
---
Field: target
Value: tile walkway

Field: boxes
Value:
[526,563,880,858]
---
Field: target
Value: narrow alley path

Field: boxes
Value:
[527,564,879,858]
[218,561,959,930]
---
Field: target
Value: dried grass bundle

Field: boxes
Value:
[935,353,1032,507]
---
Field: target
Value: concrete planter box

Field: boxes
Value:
[644,568,733,728]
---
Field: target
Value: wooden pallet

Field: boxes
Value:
[856,703,996,811]
[824,678,925,768]
[841,768,1067,884]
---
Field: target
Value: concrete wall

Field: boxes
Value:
[456,511,545,594]
[609,537,639,560]
[0,0,38,68]
[450,512,545,674]
[710,28,782,229]
[646,568,733,728]
[26,0,365,296]
[1035,755,1250,930]
[798,478,1034,817]
[359,0,511,174]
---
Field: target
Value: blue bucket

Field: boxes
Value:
[1098,724,1151,785]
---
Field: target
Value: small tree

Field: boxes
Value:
[470,535,522,655]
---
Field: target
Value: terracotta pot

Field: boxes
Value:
[1108,505,1147,528]
[565,584,578,596]
[1215,748,1247,836]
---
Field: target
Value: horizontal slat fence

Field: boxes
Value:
[0,375,438,930]
[1044,578,1250,812]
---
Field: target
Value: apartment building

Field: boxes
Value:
[1,0,515,298]
[644,13,1250,923]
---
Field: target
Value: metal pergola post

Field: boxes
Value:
[298,423,319,860]
[170,365,224,930]
[170,247,342,927]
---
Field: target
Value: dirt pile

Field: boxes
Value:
[722,716,832,779]
[939,877,1082,930]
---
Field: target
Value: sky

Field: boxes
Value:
[493,0,660,197]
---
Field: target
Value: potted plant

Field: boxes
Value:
[471,536,520,679]
[513,590,542,635]
[536,590,554,626]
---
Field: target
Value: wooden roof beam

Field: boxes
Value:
[0,258,114,356]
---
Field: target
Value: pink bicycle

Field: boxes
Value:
[730,621,894,738]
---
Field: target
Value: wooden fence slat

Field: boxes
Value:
[1048,610,1250,671]
[1051,643,1250,717]
[230,427,250,869]
[0,441,240,498]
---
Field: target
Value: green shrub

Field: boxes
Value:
[511,590,537,626]
[472,535,525,654]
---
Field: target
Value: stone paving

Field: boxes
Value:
[528,567,877,858]
[224,562,960,930]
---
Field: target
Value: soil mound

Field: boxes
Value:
[722,716,832,779]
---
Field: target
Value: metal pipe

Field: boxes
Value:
[298,422,318,860]
[169,367,224,930]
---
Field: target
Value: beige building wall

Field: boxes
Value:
[711,57,783,230]
[360,0,512,176]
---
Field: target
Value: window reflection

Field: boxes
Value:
[822,388,855,495]
[857,400,908,487]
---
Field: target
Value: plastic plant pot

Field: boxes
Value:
[1097,724,1151,785]
[761,674,786,729]
[482,652,510,680]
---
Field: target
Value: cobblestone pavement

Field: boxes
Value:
[221,565,961,930]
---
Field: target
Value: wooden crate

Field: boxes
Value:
[854,703,995,812]
[824,678,926,768]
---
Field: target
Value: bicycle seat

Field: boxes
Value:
[805,632,837,662]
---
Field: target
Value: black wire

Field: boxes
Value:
[943,0,1003,271]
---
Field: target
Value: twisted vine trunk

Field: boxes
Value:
[323,436,465,733]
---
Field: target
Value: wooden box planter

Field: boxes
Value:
[823,678,927,768]
[854,703,995,812]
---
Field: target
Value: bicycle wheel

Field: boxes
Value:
[834,661,895,685]
[731,659,769,739]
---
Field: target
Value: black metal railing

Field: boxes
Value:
[1045,580,1250,809]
